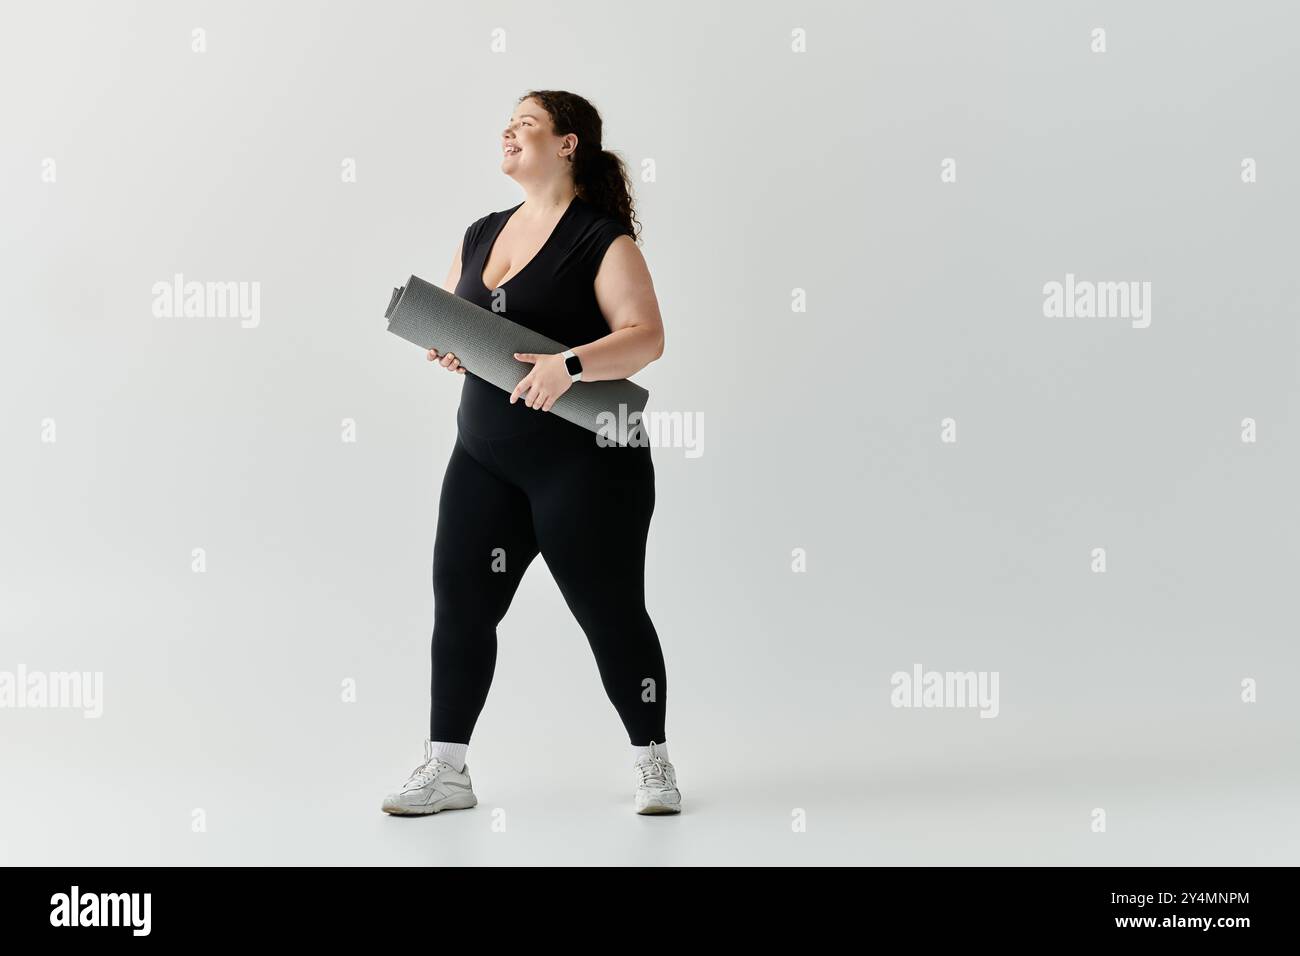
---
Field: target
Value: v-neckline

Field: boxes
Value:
[479,195,578,292]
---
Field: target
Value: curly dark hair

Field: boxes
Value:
[517,89,641,244]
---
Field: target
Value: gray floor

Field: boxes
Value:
[4,721,1295,866]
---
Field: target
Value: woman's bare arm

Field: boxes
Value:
[442,239,464,293]
[429,239,466,373]
[568,236,665,383]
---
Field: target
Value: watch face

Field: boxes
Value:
[565,354,582,376]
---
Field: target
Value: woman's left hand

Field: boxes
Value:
[510,352,573,413]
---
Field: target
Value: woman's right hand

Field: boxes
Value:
[427,348,466,374]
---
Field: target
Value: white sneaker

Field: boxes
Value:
[381,739,478,816]
[633,741,682,814]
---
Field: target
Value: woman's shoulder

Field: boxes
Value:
[462,209,497,246]
[572,196,628,232]
[570,199,632,261]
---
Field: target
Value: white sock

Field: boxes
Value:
[429,740,467,772]
[632,741,670,764]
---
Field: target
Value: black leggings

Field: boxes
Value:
[430,408,667,746]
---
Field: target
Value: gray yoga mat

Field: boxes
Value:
[384,274,649,440]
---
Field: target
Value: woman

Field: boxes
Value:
[381,91,680,816]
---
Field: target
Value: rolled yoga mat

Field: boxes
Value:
[384,274,650,441]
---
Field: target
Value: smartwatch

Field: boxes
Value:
[561,349,583,383]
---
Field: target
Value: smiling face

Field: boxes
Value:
[500,97,576,182]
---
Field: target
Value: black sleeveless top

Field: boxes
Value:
[452,195,628,438]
